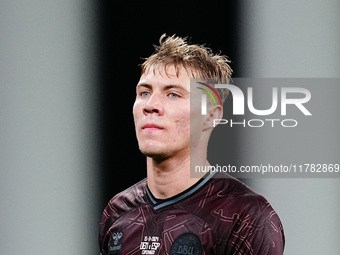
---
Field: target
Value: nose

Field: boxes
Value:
[143,94,163,116]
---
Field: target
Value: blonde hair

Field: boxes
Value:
[141,34,233,103]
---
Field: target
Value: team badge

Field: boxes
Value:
[170,233,202,255]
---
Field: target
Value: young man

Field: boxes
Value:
[99,35,285,255]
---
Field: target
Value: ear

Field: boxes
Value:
[203,105,223,131]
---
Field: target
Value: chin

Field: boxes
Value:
[140,148,167,158]
[139,144,171,159]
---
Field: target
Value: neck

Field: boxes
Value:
[146,151,208,199]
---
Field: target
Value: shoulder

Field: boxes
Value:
[211,172,274,214]
[212,173,283,227]
[99,179,148,251]
[210,173,285,254]
[100,178,148,224]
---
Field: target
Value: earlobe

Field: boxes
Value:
[203,105,223,130]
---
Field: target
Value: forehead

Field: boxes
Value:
[138,65,191,89]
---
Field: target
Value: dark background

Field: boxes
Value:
[97,1,242,207]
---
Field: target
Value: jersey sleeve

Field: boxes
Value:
[226,198,285,255]
[98,179,148,255]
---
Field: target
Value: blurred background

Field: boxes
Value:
[1,0,339,254]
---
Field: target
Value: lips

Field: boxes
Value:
[142,123,164,131]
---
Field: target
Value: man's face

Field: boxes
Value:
[133,65,201,160]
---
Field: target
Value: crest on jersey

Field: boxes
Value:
[108,231,123,254]
[170,233,202,255]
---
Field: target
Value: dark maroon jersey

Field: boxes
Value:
[99,172,285,255]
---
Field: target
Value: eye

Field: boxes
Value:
[141,91,151,97]
[168,93,179,98]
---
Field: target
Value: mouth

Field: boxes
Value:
[142,123,164,132]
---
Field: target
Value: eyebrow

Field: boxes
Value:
[137,83,189,93]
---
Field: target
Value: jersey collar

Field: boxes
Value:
[146,172,215,210]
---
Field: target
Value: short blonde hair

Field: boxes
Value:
[141,34,233,103]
